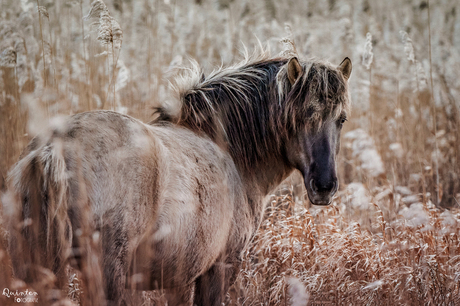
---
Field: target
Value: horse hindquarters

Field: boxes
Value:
[5,137,106,303]
[5,139,71,287]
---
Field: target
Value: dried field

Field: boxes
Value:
[0,0,459,305]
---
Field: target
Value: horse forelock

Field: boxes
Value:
[153,53,351,170]
[277,60,351,133]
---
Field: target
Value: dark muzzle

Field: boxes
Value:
[305,161,338,205]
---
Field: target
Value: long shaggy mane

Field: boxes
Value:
[152,50,351,171]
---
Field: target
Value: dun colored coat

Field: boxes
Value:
[4,53,352,305]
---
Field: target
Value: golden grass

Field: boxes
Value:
[0,0,459,305]
[228,191,460,305]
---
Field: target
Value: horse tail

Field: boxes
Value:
[4,135,72,286]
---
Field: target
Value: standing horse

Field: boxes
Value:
[4,53,351,305]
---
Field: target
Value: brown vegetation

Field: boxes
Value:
[0,0,459,305]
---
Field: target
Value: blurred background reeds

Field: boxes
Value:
[0,0,459,304]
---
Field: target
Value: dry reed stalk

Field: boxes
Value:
[363,32,374,135]
[84,0,123,110]
[426,0,440,208]
[0,1,459,305]
[44,9,57,90]
[36,1,47,87]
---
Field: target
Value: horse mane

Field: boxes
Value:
[152,50,351,172]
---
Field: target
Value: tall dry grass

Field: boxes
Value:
[0,0,459,305]
[228,191,460,305]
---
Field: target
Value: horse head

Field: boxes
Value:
[283,57,352,205]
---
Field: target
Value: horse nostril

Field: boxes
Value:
[331,180,338,194]
[310,178,338,194]
[310,179,318,192]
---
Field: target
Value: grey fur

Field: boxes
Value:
[4,54,352,305]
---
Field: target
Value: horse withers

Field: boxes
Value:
[4,53,352,305]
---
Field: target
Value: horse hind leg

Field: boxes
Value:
[100,215,133,305]
[193,261,228,306]
[164,284,194,306]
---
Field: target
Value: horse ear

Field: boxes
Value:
[338,57,352,80]
[287,57,302,85]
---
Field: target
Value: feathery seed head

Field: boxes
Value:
[0,47,17,67]
[362,32,373,69]
[400,31,415,63]
[85,0,123,50]
[280,24,298,58]
[37,6,49,19]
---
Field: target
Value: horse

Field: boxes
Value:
[3,52,352,305]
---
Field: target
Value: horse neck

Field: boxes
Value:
[237,155,294,230]
[240,153,294,202]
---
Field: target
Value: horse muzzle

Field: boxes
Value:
[305,177,338,206]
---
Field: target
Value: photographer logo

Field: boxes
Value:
[2,288,38,303]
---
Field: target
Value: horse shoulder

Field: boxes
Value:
[145,125,254,282]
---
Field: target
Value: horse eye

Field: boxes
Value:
[339,117,347,125]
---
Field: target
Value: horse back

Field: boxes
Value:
[5,110,252,296]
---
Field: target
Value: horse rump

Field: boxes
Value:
[3,131,105,304]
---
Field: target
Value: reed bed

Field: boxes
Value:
[0,0,459,305]
[229,191,460,305]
